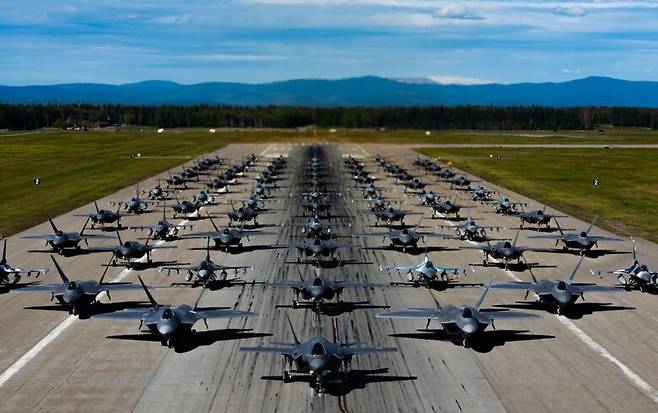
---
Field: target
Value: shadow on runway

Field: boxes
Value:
[0,281,41,294]
[391,329,555,353]
[24,301,152,319]
[555,249,631,259]
[495,302,635,319]
[261,368,417,396]
[390,281,483,292]
[469,262,557,272]
[285,258,373,269]
[190,244,283,254]
[276,301,390,317]
[364,245,459,255]
[106,260,184,271]
[107,328,272,353]
[170,279,252,291]
[509,226,574,233]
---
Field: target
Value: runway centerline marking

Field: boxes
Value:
[504,269,658,404]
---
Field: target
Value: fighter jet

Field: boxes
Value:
[13,256,140,315]
[93,276,256,347]
[96,232,176,265]
[109,185,155,214]
[129,209,195,241]
[462,232,551,268]
[290,214,349,240]
[240,315,396,393]
[377,279,540,346]
[438,169,456,179]
[0,239,48,288]
[464,186,496,201]
[418,189,440,207]
[527,216,624,254]
[493,256,622,314]
[75,201,124,229]
[380,248,473,288]
[591,240,657,291]
[181,212,273,252]
[166,173,188,188]
[428,199,465,219]
[370,206,421,226]
[446,175,478,189]
[438,217,503,242]
[166,197,204,218]
[518,206,566,230]
[357,225,451,252]
[142,182,177,200]
[484,197,527,215]
[159,240,253,288]
[265,267,370,308]
[22,217,114,255]
[287,237,354,262]
[224,203,264,226]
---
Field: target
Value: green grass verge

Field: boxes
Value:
[2,126,657,237]
[416,147,658,242]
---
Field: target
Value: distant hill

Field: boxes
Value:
[1,76,658,107]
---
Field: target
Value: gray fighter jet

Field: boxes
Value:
[377,279,540,346]
[93,276,256,347]
[95,232,176,265]
[286,237,354,261]
[518,205,567,229]
[483,197,527,215]
[109,185,156,214]
[12,256,140,315]
[462,232,551,268]
[22,216,115,255]
[438,217,503,242]
[492,256,622,314]
[240,315,396,393]
[129,208,195,241]
[428,199,466,219]
[180,212,273,251]
[357,225,451,252]
[591,240,657,291]
[159,239,253,287]
[370,206,421,226]
[265,267,369,308]
[380,248,473,288]
[0,239,48,288]
[74,201,124,229]
[527,216,624,254]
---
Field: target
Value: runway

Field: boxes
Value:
[0,142,657,412]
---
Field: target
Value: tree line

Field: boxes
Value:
[0,103,656,130]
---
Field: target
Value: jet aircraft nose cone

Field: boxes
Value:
[309,357,329,373]
[462,322,478,337]
[157,320,178,337]
[198,269,210,280]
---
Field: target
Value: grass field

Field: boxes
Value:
[417,147,658,242]
[1,126,657,237]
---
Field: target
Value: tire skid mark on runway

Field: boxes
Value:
[504,269,658,404]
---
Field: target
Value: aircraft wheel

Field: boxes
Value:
[283,371,291,383]
[292,300,298,309]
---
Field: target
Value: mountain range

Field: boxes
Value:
[1,76,657,107]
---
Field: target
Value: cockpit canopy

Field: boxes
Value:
[67,281,77,290]
[312,277,323,287]
[162,308,174,320]
[311,342,326,355]
[461,308,473,318]
[557,281,567,291]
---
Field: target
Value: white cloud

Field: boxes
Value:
[428,75,493,85]
[435,4,484,20]
[561,68,582,74]
[553,5,587,17]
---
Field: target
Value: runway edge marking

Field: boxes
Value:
[504,270,658,404]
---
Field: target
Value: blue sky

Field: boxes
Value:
[0,0,657,85]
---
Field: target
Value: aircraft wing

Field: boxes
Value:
[491,282,535,290]
[148,245,177,250]
[417,232,454,238]
[99,282,143,291]
[21,235,57,241]
[376,308,452,322]
[85,246,119,253]
[590,236,625,242]
[343,345,397,355]
[11,284,65,293]
[93,309,149,320]
[239,345,297,356]
[575,284,625,293]
[192,308,257,320]
[380,263,418,272]
[258,281,301,288]
[479,309,541,319]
